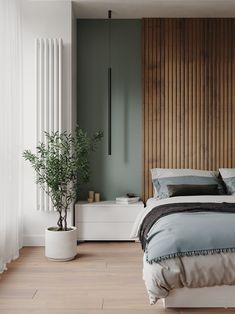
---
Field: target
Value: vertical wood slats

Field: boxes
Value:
[35,38,62,211]
[143,18,235,201]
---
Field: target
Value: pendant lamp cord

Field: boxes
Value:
[108,10,112,155]
[108,10,112,68]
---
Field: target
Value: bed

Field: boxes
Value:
[131,168,235,308]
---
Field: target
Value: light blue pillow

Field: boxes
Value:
[151,168,224,199]
[219,168,235,195]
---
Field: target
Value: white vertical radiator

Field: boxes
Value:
[35,38,62,211]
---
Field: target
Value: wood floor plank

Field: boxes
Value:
[0,310,179,314]
[180,309,235,314]
[0,298,103,310]
[0,287,37,299]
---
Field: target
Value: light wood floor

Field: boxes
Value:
[0,242,235,314]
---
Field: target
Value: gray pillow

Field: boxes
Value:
[167,184,219,197]
[219,168,235,195]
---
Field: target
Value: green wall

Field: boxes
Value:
[77,19,142,200]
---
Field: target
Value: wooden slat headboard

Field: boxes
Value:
[143,18,235,201]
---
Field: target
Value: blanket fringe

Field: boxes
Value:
[146,247,235,264]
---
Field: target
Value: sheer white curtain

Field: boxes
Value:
[0,0,23,273]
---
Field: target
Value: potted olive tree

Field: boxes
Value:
[23,127,102,261]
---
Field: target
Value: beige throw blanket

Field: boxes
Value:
[143,252,235,304]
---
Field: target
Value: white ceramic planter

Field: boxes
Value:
[45,226,77,261]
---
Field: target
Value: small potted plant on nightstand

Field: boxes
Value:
[23,126,102,261]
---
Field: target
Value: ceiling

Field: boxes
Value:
[73,0,235,18]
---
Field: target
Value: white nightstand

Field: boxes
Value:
[75,201,144,241]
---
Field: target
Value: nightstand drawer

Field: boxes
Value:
[77,222,134,240]
[76,202,143,223]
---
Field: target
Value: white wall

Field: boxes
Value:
[72,1,77,134]
[22,0,75,246]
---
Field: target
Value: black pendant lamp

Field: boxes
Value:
[108,10,112,155]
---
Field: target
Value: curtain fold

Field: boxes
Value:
[0,0,23,273]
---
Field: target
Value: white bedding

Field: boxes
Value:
[132,195,235,304]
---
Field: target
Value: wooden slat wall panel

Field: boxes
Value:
[143,18,235,201]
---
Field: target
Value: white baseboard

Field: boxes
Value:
[23,234,45,246]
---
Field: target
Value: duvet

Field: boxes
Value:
[131,195,235,304]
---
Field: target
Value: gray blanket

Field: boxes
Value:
[139,202,235,264]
